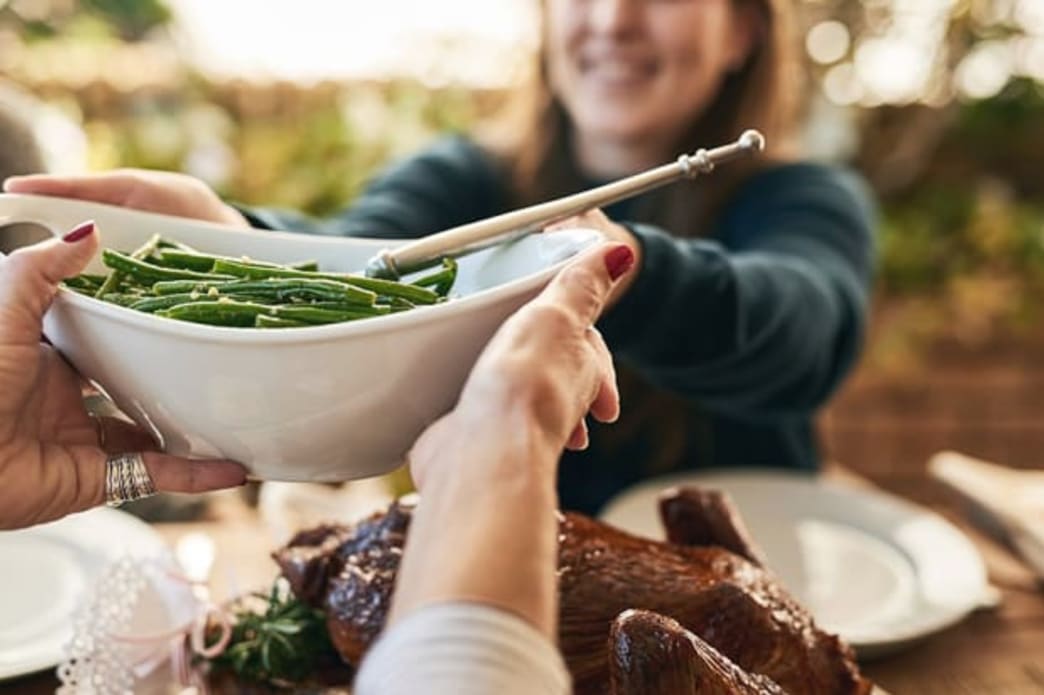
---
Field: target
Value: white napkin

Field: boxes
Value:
[929,451,1044,580]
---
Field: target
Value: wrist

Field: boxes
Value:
[411,403,561,494]
[457,399,563,468]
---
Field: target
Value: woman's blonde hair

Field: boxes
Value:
[485,0,803,235]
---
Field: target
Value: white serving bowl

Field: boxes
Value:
[0,193,600,481]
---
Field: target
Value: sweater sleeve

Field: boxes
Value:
[353,602,571,695]
[597,164,875,420]
[237,135,507,239]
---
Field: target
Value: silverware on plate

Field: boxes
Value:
[364,130,766,279]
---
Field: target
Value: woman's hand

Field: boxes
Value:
[4,169,250,227]
[545,209,641,308]
[393,242,635,635]
[0,222,247,530]
[409,241,634,490]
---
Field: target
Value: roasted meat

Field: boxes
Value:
[273,487,870,694]
[609,609,786,695]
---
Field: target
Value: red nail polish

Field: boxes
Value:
[62,220,95,243]
[605,245,635,280]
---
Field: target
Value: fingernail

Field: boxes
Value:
[605,245,635,281]
[62,220,95,243]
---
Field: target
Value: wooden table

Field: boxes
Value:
[4,472,1043,694]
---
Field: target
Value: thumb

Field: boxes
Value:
[536,242,635,327]
[0,220,98,345]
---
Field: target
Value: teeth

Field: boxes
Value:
[587,61,649,82]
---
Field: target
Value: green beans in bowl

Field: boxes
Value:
[1,193,601,481]
[62,234,458,328]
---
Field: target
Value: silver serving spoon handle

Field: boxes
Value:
[364,130,765,279]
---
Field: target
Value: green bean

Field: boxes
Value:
[62,283,96,297]
[157,239,201,252]
[152,279,227,295]
[211,258,440,305]
[255,315,308,328]
[271,305,379,324]
[153,249,217,272]
[63,276,103,292]
[386,297,416,312]
[158,300,274,327]
[102,249,236,284]
[329,275,440,304]
[129,292,212,312]
[158,300,380,327]
[156,249,322,275]
[135,291,279,312]
[304,302,391,315]
[153,249,281,272]
[99,292,148,308]
[410,258,457,297]
[95,234,162,298]
[151,278,376,305]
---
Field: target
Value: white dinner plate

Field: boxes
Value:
[0,507,167,680]
[600,469,990,658]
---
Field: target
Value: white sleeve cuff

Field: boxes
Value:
[354,602,571,695]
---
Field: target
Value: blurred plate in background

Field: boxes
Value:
[600,469,990,658]
[0,507,165,680]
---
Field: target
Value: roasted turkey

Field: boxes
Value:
[273,486,870,694]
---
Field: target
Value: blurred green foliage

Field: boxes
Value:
[863,78,1044,370]
[81,0,170,39]
[1,0,169,41]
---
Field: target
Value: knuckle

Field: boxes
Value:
[499,351,559,395]
[2,249,29,272]
[559,264,606,316]
[525,301,578,335]
[2,250,46,288]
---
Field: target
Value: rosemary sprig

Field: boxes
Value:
[206,578,339,687]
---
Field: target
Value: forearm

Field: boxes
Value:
[666,250,865,415]
[389,418,562,637]
[599,225,870,416]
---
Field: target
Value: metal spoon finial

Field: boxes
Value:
[739,129,766,153]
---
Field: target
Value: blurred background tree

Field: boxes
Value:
[796,0,1044,374]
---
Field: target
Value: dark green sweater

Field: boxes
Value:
[242,136,876,514]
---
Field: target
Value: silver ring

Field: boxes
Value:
[104,452,156,507]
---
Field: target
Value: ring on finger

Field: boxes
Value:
[104,452,156,507]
